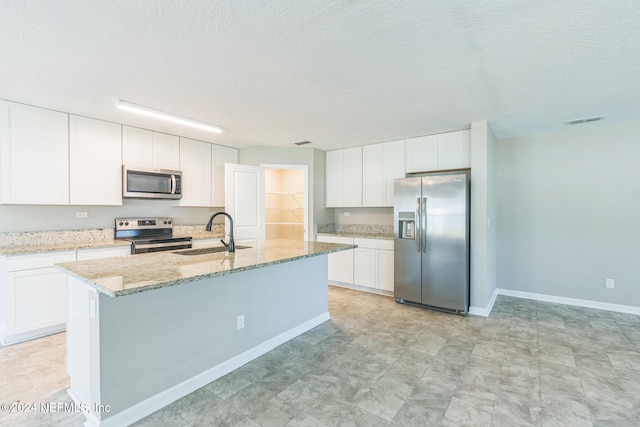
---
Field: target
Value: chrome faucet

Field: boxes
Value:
[205,212,235,252]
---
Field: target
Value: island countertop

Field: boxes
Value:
[55,239,356,297]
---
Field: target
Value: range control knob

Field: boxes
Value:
[124,221,129,226]
[168,220,172,224]
[118,221,123,226]
[163,221,168,225]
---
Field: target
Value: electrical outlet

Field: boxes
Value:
[605,278,615,289]
[75,212,88,219]
[237,315,245,330]
[343,212,350,217]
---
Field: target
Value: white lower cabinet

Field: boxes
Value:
[0,246,131,345]
[317,235,393,294]
[316,236,354,284]
[0,251,75,345]
[354,238,394,293]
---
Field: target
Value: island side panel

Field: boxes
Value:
[96,255,329,422]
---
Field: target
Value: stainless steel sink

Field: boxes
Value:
[173,245,250,256]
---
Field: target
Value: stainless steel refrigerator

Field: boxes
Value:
[394,171,470,314]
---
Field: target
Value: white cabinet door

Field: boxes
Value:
[211,145,238,207]
[69,116,122,205]
[343,147,362,207]
[0,101,69,205]
[225,163,265,241]
[438,129,471,170]
[317,235,354,284]
[376,250,394,292]
[152,132,180,170]
[362,144,384,207]
[179,138,212,207]
[7,268,68,334]
[383,139,406,206]
[325,150,343,208]
[363,139,405,207]
[405,134,438,174]
[325,147,362,208]
[123,126,180,170]
[122,126,153,168]
[354,247,375,287]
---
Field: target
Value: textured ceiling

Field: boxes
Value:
[1,1,639,150]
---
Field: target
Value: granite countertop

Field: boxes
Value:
[56,239,356,297]
[316,231,394,240]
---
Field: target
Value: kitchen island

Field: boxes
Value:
[55,239,355,427]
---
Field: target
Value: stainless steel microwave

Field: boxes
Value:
[122,166,182,199]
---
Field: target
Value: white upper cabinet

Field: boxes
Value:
[405,129,470,173]
[211,145,238,207]
[69,116,122,205]
[363,139,405,207]
[326,147,362,207]
[122,126,180,170]
[179,137,212,206]
[437,129,471,171]
[152,132,180,170]
[0,101,69,205]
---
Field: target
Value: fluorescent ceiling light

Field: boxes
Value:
[116,100,222,133]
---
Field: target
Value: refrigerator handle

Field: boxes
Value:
[422,197,427,253]
[415,197,421,253]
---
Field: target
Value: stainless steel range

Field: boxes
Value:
[114,217,192,254]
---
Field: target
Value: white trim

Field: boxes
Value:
[496,289,640,315]
[328,282,393,298]
[76,311,330,427]
[1,323,65,346]
[469,288,498,317]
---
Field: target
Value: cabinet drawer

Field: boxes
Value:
[77,246,131,261]
[5,251,76,272]
[354,238,393,251]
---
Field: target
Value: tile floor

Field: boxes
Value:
[1,286,640,426]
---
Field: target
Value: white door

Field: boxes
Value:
[225,163,265,241]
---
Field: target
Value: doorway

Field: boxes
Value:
[262,164,309,241]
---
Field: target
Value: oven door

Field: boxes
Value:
[131,237,192,254]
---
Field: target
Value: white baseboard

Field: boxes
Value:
[80,311,331,427]
[469,288,498,317]
[328,281,393,297]
[1,323,65,346]
[496,289,640,315]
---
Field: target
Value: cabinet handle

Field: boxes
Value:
[416,197,421,253]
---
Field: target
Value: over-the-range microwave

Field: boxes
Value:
[122,166,182,200]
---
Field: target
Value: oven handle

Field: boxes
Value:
[133,241,192,250]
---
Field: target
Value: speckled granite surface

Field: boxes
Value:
[56,239,356,297]
[316,224,393,240]
[0,225,227,256]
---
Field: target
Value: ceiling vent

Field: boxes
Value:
[294,140,312,146]
[566,115,606,125]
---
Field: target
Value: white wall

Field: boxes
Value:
[496,119,640,307]
[470,120,497,312]
[0,200,215,233]
[333,207,393,225]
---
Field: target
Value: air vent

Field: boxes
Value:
[294,140,312,146]
[566,115,606,125]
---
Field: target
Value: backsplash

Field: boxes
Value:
[0,228,115,247]
[316,223,393,236]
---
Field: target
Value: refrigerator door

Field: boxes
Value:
[394,177,422,303]
[421,173,469,312]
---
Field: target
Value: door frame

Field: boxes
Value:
[260,164,310,241]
